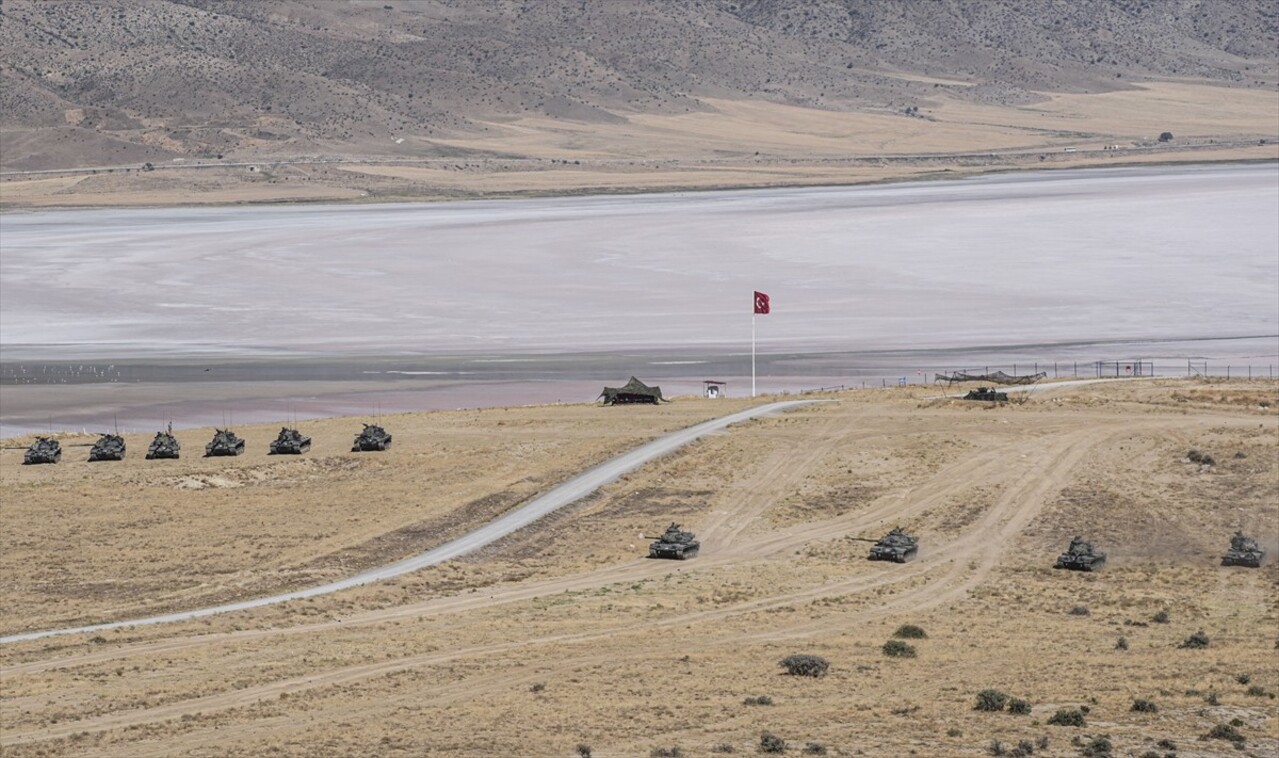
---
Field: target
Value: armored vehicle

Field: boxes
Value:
[204,429,245,457]
[146,430,181,460]
[1222,531,1264,568]
[648,523,700,560]
[1055,536,1106,571]
[352,423,392,452]
[88,433,126,462]
[964,387,1009,402]
[269,427,311,455]
[23,437,62,465]
[868,527,919,563]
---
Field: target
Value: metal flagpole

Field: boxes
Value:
[752,314,756,398]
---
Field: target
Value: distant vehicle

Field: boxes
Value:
[964,387,1009,402]
[868,528,918,563]
[23,437,62,465]
[648,523,700,560]
[1055,536,1106,571]
[352,423,392,452]
[269,427,312,455]
[146,429,181,460]
[1221,531,1264,568]
[88,433,126,462]
[204,429,246,457]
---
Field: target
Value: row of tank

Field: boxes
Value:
[19,423,393,464]
[645,525,1265,569]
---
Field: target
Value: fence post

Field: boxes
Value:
[1054,362,1058,378]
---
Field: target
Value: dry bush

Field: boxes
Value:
[779,654,829,677]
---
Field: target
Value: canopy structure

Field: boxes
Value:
[935,370,1047,386]
[598,376,665,405]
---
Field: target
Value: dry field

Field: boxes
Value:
[1,379,1277,757]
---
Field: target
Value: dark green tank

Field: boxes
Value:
[964,387,1009,402]
[352,423,392,452]
[1055,536,1106,571]
[23,437,62,465]
[146,430,181,460]
[88,433,126,462]
[269,427,311,455]
[648,523,700,560]
[1222,531,1264,568]
[204,429,245,457]
[868,527,918,562]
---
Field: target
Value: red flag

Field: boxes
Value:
[753,291,770,314]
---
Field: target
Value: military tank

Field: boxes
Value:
[868,527,919,562]
[648,523,700,560]
[23,437,62,465]
[1221,531,1264,568]
[204,429,246,457]
[1055,536,1106,571]
[269,427,311,455]
[352,423,392,452]
[964,387,1009,402]
[146,429,181,460]
[88,433,126,462]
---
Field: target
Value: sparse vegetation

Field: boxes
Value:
[577,745,592,758]
[1008,697,1031,715]
[759,732,786,754]
[743,695,774,706]
[779,655,829,678]
[650,747,684,758]
[801,743,826,755]
[1180,630,1210,648]
[711,745,735,754]
[1080,735,1112,757]
[975,689,1010,712]
[1069,606,1090,616]
[1204,723,1245,745]
[1046,708,1086,727]
[1130,698,1157,713]
[894,623,928,639]
[882,640,917,658]
[1152,610,1170,624]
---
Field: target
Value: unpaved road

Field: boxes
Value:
[0,400,821,645]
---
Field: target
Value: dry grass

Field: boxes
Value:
[1,379,1276,756]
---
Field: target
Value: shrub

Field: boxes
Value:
[759,732,786,754]
[577,745,592,758]
[650,748,683,758]
[779,654,828,677]
[1152,610,1169,624]
[1180,630,1209,648]
[1036,736,1049,749]
[1155,739,1176,750]
[1246,685,1267,697]
[1204,723,1245,744]
[743,695,773,706]
[988,739,1005,756]
[1008,697,1031,714]
[1080,735,1112,757]
[894,624,928,639]
[1046,708,1086,727]
[1204,691,1220,705]
[882,640,917,658]
[946,728,963,737]
[530,682,546,693]
[1069,606,1090,616]
[1235,673,1251,685]
[711,744,735,754]
[802,743,826,755]
[1115,636,1128,650]
[975,689,1010,712]
[1131,698,1158,713]
[1159,131,1174,142]
[1010,739,1035,757]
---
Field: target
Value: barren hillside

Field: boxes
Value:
[1,0,1275,176]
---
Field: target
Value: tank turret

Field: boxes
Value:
[868,527,918,562]
[269,427,311,455]
[1055,536,1106,571]
[204,429,246,457]
[88,433,126,462]
[1222,531,1264,568]
[648,523,700,560]
[146,429,181,460]
[23,437,62,465]
[352,423,392,452]
[964,387,1009,402]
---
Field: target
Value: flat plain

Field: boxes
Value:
[2,378,1275,756]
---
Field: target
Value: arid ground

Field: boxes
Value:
[1,378,1275,756]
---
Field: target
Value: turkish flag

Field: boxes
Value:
[753,291,770,314]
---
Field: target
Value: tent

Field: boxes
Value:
[598,376,666,405]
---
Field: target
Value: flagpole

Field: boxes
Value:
[752,313,756,398]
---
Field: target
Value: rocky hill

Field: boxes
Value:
[1,0,1275,171]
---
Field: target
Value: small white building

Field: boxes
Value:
[703,380,727,399]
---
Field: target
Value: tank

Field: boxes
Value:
[868,527,918,562]
[23,437,62,465]
[146,430,181,459]
[1222,531,1264,568]
[269,427,311,455]
[648,523,700,560]
[88,433,126,462]
[204,429,246,457]
[964,387,1009,402]
[352,423,392,452]
[1055,536,1106,571]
